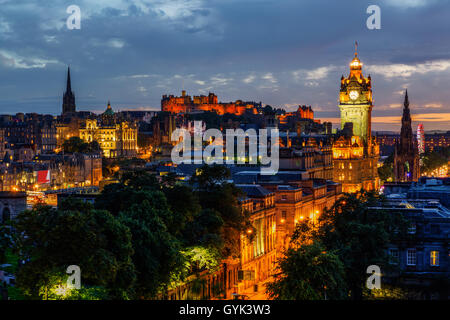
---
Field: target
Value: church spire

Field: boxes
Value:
[62,66,76,115]
[66,66,72,93]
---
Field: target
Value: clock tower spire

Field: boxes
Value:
[333,43,380,193]
[339,43,373,144]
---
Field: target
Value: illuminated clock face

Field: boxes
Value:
[349,90,359,100]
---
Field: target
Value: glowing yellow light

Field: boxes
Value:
[53,284,72,297]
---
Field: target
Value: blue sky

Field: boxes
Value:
[0,0,450,131]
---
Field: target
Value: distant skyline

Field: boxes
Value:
[1,0,450,131]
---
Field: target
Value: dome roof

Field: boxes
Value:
[103,101,114,116]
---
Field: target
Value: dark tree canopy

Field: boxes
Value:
[267,242,347,300]
[269,191,408,300]
[62,136,101,153]
[11,165,251,299]
[13,200,136,299]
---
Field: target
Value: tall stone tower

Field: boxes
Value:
[62,67,76,115]
[339,42,373,145]
[393,90,420,182]
[332,43,380,193]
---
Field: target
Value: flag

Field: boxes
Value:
[37,170,50,184]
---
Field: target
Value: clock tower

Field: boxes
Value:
[332,43,380,193]
[339,42,373,144]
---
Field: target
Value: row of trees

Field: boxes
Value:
[421,146,449,175]
[1,165,252,299]
[267,191,410,300]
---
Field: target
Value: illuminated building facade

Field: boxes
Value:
[79,102,138,158]
[161,90,261,115]
[269,181,342,254]
[332,44,380,193]
[56,118,79,149]
[425,132,450,151]
[393,91,420,182]
[0,114,57,154]
[375,132,399,147]
[338,44,373,143]
[237,185,276,292]
[0,153,102,191]
[278,105,314,124]
[279,136,334,180]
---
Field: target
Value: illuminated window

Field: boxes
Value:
[407,248,416,266]
[408,223,416,234]
[430,251,439,266]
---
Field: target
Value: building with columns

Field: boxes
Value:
[79,102,138,158]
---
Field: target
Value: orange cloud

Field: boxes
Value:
[321,113,450,125]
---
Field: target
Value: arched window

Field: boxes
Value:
[2,207,11,224]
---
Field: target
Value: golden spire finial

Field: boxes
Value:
[355,41,358,57]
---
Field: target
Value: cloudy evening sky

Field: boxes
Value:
[0,0,450,131]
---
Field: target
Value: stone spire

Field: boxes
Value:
[62,66,76,115]
[393,89,420,182]
[66,66,72,93]
[400,90,413,152]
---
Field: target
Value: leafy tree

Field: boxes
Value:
[62,136,101,153]
[95,171,160,216]
[267,242,347,300]
[273,191,408,300]
[118,200,186,298]
[96,171,203,297]
[163,184,201,237]
[421,146,449,175]
[181,246,222,274]
[314,191,407,299]
[378,152,394,182]
[13,200,136,299]
[0,225,12,264]
[182,208,224,249]
[190,164,252,258]
[95,167,249,296]
[190,164,231,188]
